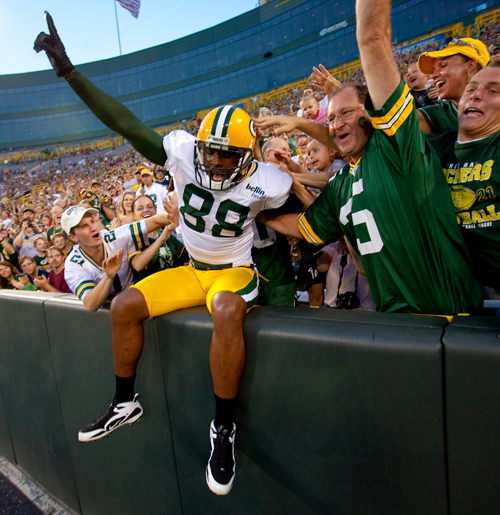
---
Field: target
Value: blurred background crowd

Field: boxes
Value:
[1,15,499,308]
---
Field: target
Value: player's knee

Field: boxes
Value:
[111,288,149,323]
[211,291,246,324]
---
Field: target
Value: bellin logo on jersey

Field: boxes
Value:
[246,183,265,199]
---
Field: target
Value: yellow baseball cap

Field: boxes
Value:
[418,37,490,75]
[139,167,152,176]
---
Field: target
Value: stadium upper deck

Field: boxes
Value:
[0,0,498,150]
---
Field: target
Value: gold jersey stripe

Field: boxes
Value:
[377,100,414,136]
[76,281,95,298]
[370,84,413,135]
[298,213,324,245]
[370,83,411,125]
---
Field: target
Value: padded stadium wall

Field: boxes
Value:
[1,0,499,150]
[1,289,500,514]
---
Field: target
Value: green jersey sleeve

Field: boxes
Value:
[419,100,459,134]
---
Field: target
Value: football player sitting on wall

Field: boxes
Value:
[35,12,292,496]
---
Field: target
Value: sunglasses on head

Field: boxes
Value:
[437,37,481,57]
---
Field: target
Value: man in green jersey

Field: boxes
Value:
[417,37,490,134]
[428,62,500,291]
[256,0,483,316]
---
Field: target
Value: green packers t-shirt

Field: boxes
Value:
[298,80,482,315]
[47,226,66,241]
[33,254,51,272]
[428,130,500,290]
[419,100,458,134]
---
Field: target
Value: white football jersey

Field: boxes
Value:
[65,221,149,301]
[137,182,168,213]
[163,130,292,267]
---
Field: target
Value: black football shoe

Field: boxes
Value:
[206,420,236,495]
[78,394,143,443]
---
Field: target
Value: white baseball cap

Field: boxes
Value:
[61,206,99,235]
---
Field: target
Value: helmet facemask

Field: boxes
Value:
[194,138,254,191]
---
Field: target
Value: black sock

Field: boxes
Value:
[214,394,238,427]
[115,375,136,403]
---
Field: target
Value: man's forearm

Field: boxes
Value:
[12,232,23,250]
[295,118,335,149]
[82,275,114,312]
[256,211,303,239]
[286,158,305,175]
[291,180,317,209]
[66,71,166,165]
[39,281,60,293]
[144,212,171,233]
[356,0,400,110]
[294,171,335,189]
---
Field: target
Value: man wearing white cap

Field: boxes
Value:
[417,37,490,134]
[136,166,167,213]
[62,205,172,312]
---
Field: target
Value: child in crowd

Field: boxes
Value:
[33,236,51,272]
[51,233,73,257]
[299,96,327,125]
[34,246,72,293]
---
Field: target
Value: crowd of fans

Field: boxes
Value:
[6,2,499,496]
[1,17,499,310]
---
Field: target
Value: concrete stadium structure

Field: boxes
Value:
[0,0,498,150]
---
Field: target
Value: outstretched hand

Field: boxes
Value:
[103,249,124,280]
[311,64,342,99]
[33,11,74,77]
[253,115,299,136]
[164,193,180,231]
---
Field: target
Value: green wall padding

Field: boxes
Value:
[156,307,448,515]
[0,377,15,464]
[3,291,499,515]
[0,291,80,512]
[43,295,182,515]
[444,316,500,515]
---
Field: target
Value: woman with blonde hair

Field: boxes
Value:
[129,195,185,281]
[111,191,135,229]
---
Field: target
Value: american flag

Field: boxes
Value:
[116,0,141,19]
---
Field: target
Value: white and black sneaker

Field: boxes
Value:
[78,394,143,443]
[206,420,236,495]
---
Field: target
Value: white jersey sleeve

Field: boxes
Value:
[163,130,197,186]
[65,220,149,302]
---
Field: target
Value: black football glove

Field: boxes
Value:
[33,11,75,78]
[296,259,319,292]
